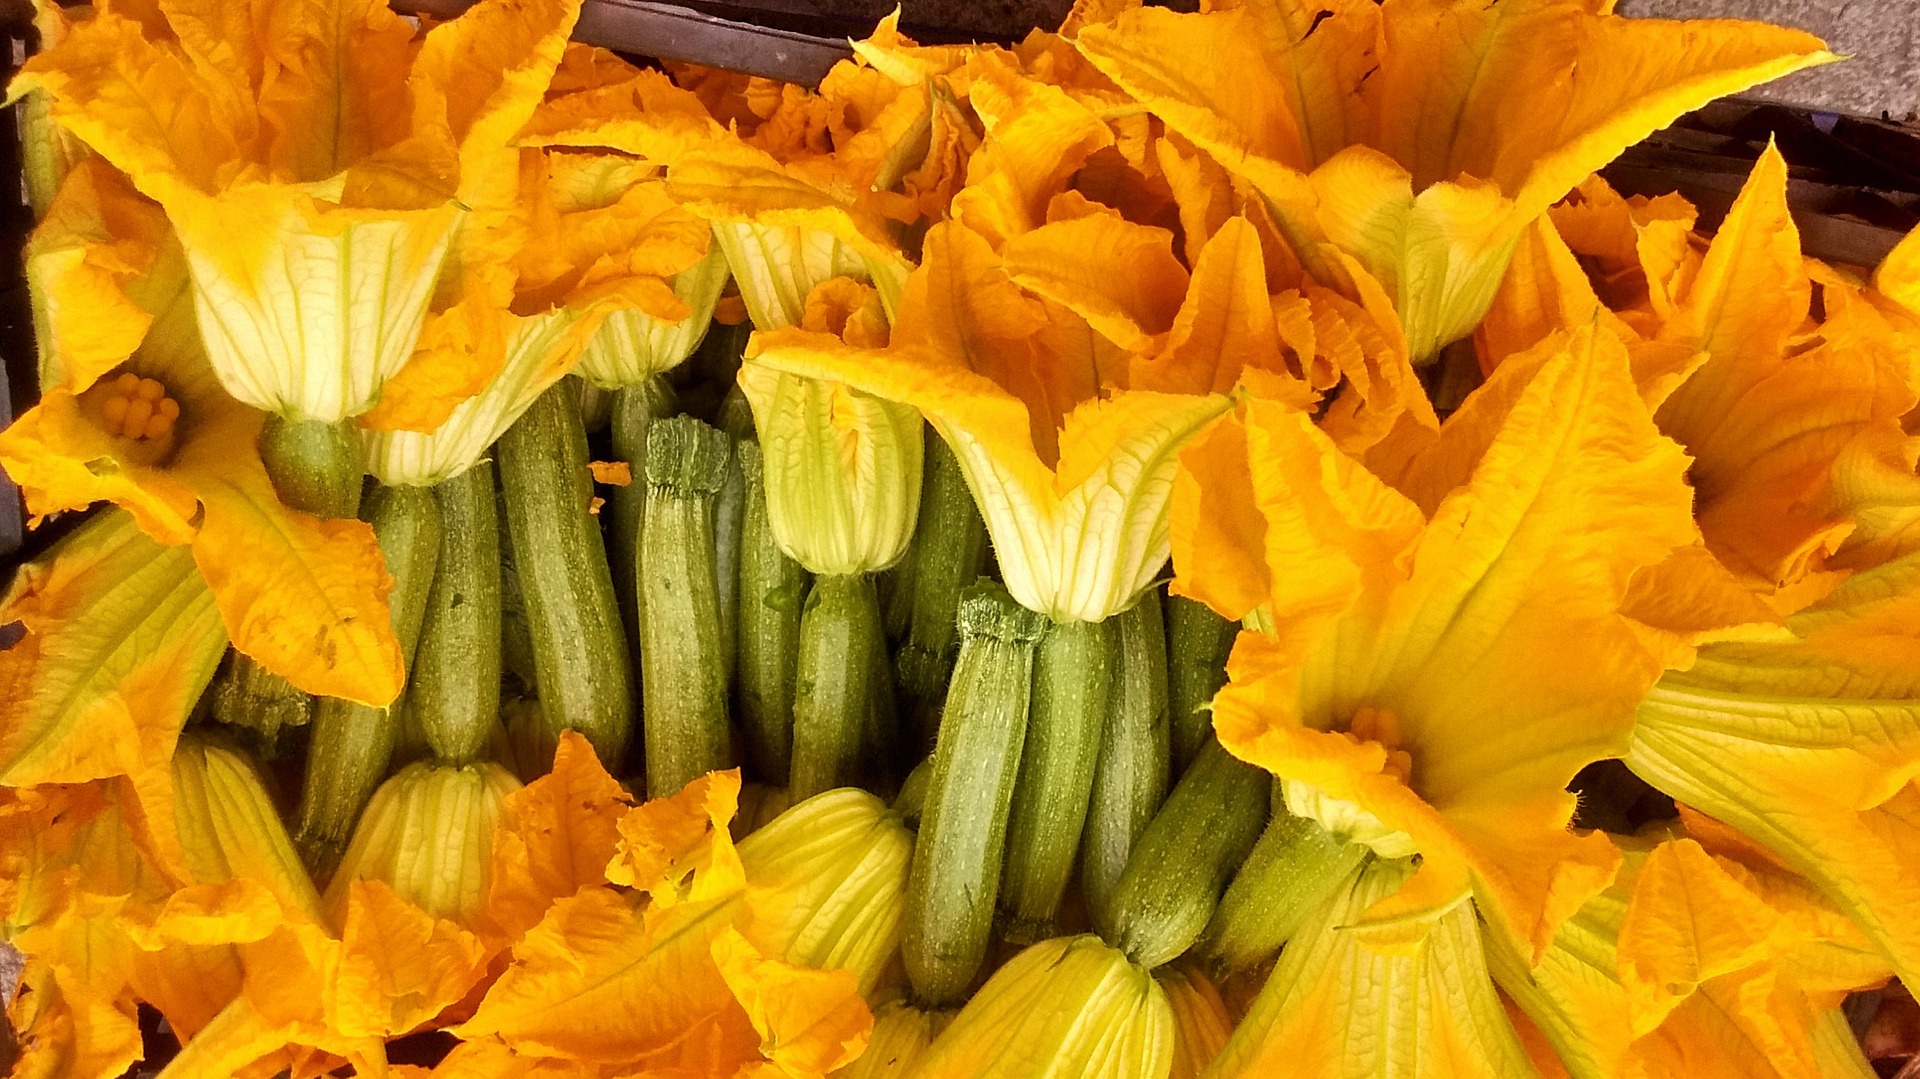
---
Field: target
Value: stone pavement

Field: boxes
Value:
[1621,0,1920,120]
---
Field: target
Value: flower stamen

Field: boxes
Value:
[95,371,181,442]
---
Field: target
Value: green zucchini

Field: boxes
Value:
[1081,590,1171,931]
[497,378,635,768]
[411,461,502,765]
[903,583,1046,1006]
[292,483,442,876]
[639,415,736,798]
[998,615,1116,943]
[735,440,807,786]
[1102,736,1269,968]
[1166,595,1238,776]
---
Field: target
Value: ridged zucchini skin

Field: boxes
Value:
[497,379,634,768]
[903,584,1046,1006]
[1103,736,1269,969]
[412,460,503,765]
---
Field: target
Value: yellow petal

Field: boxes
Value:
[1134,216,1314,403]
[455,884,755,1064]
[1213,324,1695,960]
[1209,857,1534,1079]
[1373,1,1833,220]
[734,788,914,1000]
[1654,145,1917,587]
[520,63,731,163]
[0,509,225,786]
[1157,964,1233,1079]
[912,935,1173,1079]
[576,244,732,388]
[1626,552,1920,989]
[737,364,924,576]
[999,210,1189,352]
[486,729,635,942]
[330,879,492,1039]
[712,927,872,1078]
[1872,222,1920,318]
[604,768,748,905]
[171,409,405,706]
[26,159,177,394]
[1617,839,1790,1032]
[172,185,463,422]
[668,144,911,328]
[324,761,524,930]
[363,306,602,486]
[1168,409,1271,623]
[948,49,1115,248]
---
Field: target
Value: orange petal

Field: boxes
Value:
[485,731,635,942]
[171,410,404,707]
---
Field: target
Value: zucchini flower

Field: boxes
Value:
[8,0,586,426]
[739,277,921,576]
[834,997,944,1079]
[322,760,524,930]
[0,163,405,707]
[12,1,88,222]
[359,148,713,486]
[1174,323,1696,963]
[1208,857,1537,1077]
[910,934,1174,1079]
[518,23,961,327]
[1623,552,1920,993]
[1072,0,1833,362]
[457,773,883,1075]
[1157,964,1233,1079]
[530,46,735,388]
[1489,147,1920,596]
[736,787,916,998]
[0,508,224,787]
[747,217,1235,625]
[1492,830,1889,1079]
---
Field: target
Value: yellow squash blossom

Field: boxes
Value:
[738,277,923,576]
[1492,828,1888,1079]
[911,934,1174,1079]
[322,760,524,930]
[748,219,1238,624]
[361,147,712,485]
[519,26,942,329]
[1072,0,1833,363]
[1644,147,1914,589]
[1624,550,1920,991]
[0,162,404,708]
[1206,857,1537,1078]
[2,737,333,1079]
[530,46,733,390]
[455,771,883,1076]
[0,508,223,787]
[1175,323,1695,961]
[9,0,586,424]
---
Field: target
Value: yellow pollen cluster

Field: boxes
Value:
[1346,706,1414,784]
[97,372,181,442]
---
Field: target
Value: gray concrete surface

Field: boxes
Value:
[1622,0,1920,120]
